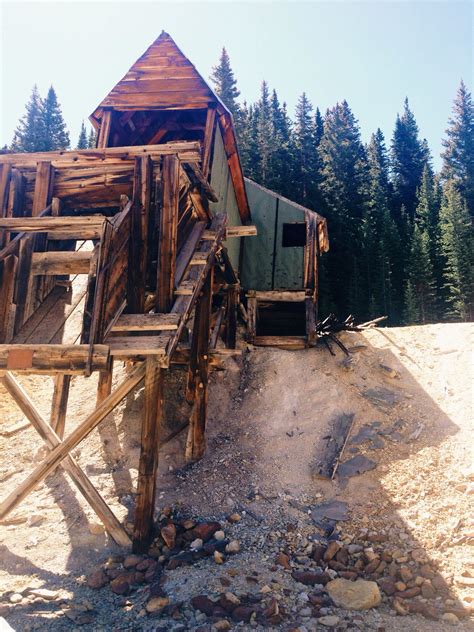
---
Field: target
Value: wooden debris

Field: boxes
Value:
[312,413,356,480]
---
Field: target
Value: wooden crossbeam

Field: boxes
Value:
[31,251,92,275]
[0,216,105,234]
[111,313,179,332]
[225,225,257,238]
[0,362,146,521]
[107,335,171,358]
[0,344,109,374]
[0,372,130,546]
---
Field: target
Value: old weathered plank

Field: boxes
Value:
[156,154,179,312]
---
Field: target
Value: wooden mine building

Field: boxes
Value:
[0,32,328,551]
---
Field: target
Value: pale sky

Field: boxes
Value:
[1,1,472,170]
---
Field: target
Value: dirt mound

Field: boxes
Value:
[0,324,473,630]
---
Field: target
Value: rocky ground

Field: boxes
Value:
[0,323,473,631]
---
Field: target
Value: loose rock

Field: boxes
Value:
[326,578,381,610]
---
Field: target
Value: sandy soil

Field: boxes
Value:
[0,323,472,631]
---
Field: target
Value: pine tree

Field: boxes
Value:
[10,85,47,152]
[390,98,427,221]
[42,86,70,150]
[439,181,473,320]
[293,93,316,206]
[404,224,436,323]
[319,100,368,317]
[415,165,443,315]
[314,107,324,148]
[210,47,242,135]
[88,127,97,149]
[77,121,88,149]
[256,81,272,186]
[363,129,400,320]
[441,80,474,219]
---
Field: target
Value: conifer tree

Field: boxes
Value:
[314,107,324,148]
[363,129,400,320]
[210,47,242,135]
[293,93,316,206]
[390,98,427,221]
[439,181,473,320]
[319,100,368,317]
[415,166,443,315]
[42,86,70,150]
[441,80,474,219]
[267,91,294,196]
[256,81,272,186]
[77,121,88,149]
[10,85,47,152]
[88,127,97,148]
[404,224,436,323]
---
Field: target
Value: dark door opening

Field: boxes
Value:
[256,301,306,337]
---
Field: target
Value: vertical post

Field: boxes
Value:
[202,105,216,179]
[0,255,18,343]
[96,359,114,405]
[50,374,71,438]
[14,162,53,329]
[246,293,257,343]
[0,164,12,248]
[185,270,212,463]
[305,296,317,347]
[225,284,239,349]
[156,154,179,313]
[96,110,112,148]
[133,357,163,552]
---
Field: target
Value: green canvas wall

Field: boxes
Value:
[209,125,242,271]
[241,179,305,291]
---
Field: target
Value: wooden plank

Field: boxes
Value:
[252,291,307,302]
[0,216,105,232]
[0,165,12,248]
[31,251,92,275]
[128,158,145,312]
[111,313,179,332]
[50,374,71,438]
[253,336,307,349]
[183,162,218,202]
[202,106,216,178]
[132,358,163,552]
[185,270,212,462]
[311,413,355,480]
[0,371,132,546]
[156,154,179,312]
[0,344,109,374]
[246,296,257,343]
[174,221,206,286]
[189,189,211,222]
[0,255,17,343]
[96,110,112,148]
[226,225,257,238]
[0,363,146,520]
[0,142,201,166]
[210,305,225,349]
[305,297,317,347]
[108,334,170,357]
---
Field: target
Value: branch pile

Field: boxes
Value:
[316,314,387,356]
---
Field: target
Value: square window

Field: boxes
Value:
[282,222,306,247]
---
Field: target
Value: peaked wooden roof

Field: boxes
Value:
[90,31,228,117]
[89,32,250,222]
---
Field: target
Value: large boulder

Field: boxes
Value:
[326,578,381,610]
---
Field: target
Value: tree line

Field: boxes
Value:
[5,61,473,325]
[211,49,473,325]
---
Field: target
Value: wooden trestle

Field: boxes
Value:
[0,142,241,551]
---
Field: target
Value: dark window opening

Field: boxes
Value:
[282,222,306,247]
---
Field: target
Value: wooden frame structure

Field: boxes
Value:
[0,142,241,552]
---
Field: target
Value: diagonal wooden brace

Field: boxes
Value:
[0,371,131,546]
[0,362,146,530]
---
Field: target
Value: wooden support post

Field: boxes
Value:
[15,162,53,328]
[96,361,113,405]
[246,294,257,343]
[0,255,17,343]
[0,372,130,546]
[202,106,216,179]
[0,362,146,521]
[0,164,12,248]
[96,110,112,148]
[133,357,163,552]
[185,270,212,463]
[156,154,179,313]
[3,170,26,248]
[305,296,317,347]
[226,284,239,349]
[50,374,71,438]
